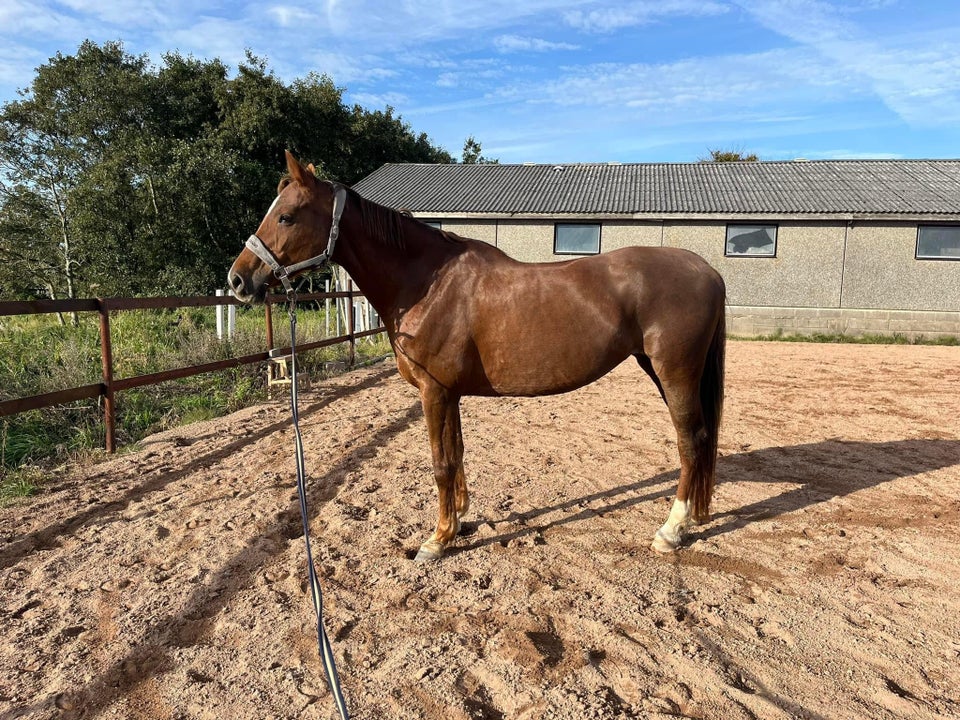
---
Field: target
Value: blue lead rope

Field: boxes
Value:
[288,300,350,720]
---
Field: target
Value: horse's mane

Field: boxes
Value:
[355,192,407,250]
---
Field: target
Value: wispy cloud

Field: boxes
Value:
[734,0,960,125]
[564,0,729,32]
[348,91,411,108]
[500,47,855,115]
[267,5,321,28]
[57,0,170,27]
[493,35,579,53]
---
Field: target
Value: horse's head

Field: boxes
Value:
[227,150,344,302]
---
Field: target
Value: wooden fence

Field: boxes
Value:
[0,285,385,453]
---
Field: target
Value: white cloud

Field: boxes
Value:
[295,51,399,85]
[564,0,729,32]
[436,72,460,88]
[57,0,170,28]
[348,90,410,108]
[157,17,256,69]
[733,0,960,125]
[503,47,855,117]
[268,5,321,28]
[493,35,579,53]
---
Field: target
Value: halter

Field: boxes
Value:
[245,182,348,297]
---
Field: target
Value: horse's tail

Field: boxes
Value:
[689,304,726,522]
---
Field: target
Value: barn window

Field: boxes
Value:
[917,225,960,259]
[423,220,442,229]
[555,223,601,255]
[725,224,777,257]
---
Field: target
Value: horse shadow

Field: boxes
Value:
[458,438,960,553]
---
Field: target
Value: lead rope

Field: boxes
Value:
[287,294,350,720]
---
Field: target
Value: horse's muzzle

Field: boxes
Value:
[227,267,265,303]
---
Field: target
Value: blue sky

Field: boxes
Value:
[2,0,959,163]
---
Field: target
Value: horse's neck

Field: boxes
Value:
[334,208,444,322]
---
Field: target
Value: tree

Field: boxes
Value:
[0,41,152,314]
[0,41,455,301]
[700,148,759,162]
[461,135,498,164]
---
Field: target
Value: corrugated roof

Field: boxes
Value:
[352,160,960,217]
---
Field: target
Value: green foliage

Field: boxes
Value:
[0,465,45,506]
[0,305,391,474]
[0,41,453,301]
[700,148,759,162]
[461,135,498,164]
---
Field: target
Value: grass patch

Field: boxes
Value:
[1,301,390,475]
[0,465,46,506]
[732,330,958,346]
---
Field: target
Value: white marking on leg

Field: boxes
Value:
[651,498,692,553]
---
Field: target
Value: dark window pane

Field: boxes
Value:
[726,225,777,257]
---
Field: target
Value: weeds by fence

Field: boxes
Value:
[0,290,387,492]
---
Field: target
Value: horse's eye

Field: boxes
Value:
[279,214,294,226]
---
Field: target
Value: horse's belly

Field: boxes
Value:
[481,339,628,396]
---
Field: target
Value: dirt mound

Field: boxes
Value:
[2,341,959,719]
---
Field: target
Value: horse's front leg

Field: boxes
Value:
[415,386,464,562]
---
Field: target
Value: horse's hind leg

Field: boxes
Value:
[453,407,470,518]
[635,353,667,405]
[651,374,709,553]
[415,384,465,561]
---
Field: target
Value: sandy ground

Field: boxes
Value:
[2,340,959,720]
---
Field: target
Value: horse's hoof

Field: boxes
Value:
[651,530,680,553]
[414,539,444,562]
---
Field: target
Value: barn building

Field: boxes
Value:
[353,160,960,339]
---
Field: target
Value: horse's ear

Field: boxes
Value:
[307,163,317,175]
[285,150,316,190]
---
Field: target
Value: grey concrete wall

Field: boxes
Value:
[841,222,960,311]
[596,221,662,251]
[662,221,846,308]
[495,221,553,262]
[439,220,497,245]
[728,305,960,340]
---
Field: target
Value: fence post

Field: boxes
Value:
[347,279,356,367]
[265,297,275,350]
[216,289,225,340]
[228,297,236,339]
[97,298,116,454]
[325,279,330,337]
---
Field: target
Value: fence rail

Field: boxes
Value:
[0,285,385,453]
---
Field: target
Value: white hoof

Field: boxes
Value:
[651,528,681,553]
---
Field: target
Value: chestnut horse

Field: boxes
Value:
[229,152,726,560]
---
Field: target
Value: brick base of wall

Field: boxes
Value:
[727,306,960,340]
